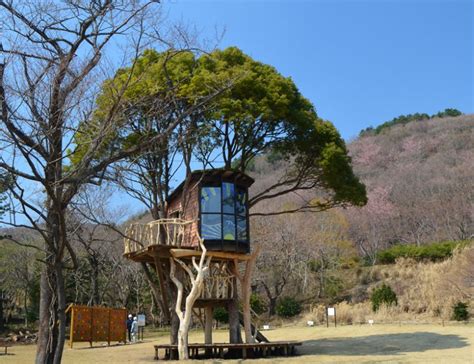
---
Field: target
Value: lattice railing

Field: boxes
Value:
[200,262,235,300]
[123,218,194,254]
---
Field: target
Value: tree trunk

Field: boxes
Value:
[170,309,179,345]
[177,324,189,360]
[36,264,57,364]
[142,262,169,323]
[36,215,68,364]
[0,290,4,331]
[53,262,66,364]
[228,283,242,344]
[268,297,277,316]
[235,249,259,343]
[89,256,100,305]
[24,287,28,327]
[169,240,211,360]
[204,306,213,356]
[168,270,179,345]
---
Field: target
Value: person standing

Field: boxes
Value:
[126,314,133,342]
[131,316,138,343]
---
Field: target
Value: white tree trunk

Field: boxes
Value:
[169,238,211,360]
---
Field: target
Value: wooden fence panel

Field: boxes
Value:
[68,305,127,348]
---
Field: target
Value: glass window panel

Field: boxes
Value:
[223,214,236,240]
[237,216,248,242]
[236,189,247,216]
[222,183,235,214]
[201,214,222,240]
[201,187,221,213]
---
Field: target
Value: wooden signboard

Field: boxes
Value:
[67,304,127,348]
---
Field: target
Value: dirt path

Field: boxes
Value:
[2,323,473,363]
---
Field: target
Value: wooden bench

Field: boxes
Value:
[154,341,302,360]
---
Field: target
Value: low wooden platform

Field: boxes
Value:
[154,341,302,360]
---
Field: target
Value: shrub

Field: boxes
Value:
[276,297,302,318]
[250,294,266,315]
[371,284,397,312]
[213,307,229,324]
[376,240,470,264]
[452,302,469,321]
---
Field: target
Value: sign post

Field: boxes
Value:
[326,307,336,328]
[137,314,146,341]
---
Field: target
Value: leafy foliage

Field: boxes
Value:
[376,241,470,264]
[371,283,397,312]
[250,293,266,315]
[452,302,469,321]
[212,307,229,324]
[72,46,367,211]
[360,108,463,136]
[276,297,302,317]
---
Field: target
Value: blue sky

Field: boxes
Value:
[3,1,472,225]
[163,0,473,139]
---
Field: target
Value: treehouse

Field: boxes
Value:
[123,169,301,360]
[123,170,255,306]
[124,169,254,258]
[168,169,253,253]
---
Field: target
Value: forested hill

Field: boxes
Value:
[359,108,463,136]
[346,112,473,260]
[250,113,473,262]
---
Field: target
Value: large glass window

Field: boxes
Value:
[222,183,235,214]
[200,182,248,244]
[201,214,221,240]
[200,187,221,213]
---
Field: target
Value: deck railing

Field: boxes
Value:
[200,262,235,299]
[124,218,194,254]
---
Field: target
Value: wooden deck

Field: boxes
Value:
[154,341,302,360]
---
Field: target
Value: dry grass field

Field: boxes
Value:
[2,323,473,363]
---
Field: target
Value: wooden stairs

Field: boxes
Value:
[238,312,269,343]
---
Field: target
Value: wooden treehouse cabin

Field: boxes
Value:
[124,169,253,262]
[123,169,301,360]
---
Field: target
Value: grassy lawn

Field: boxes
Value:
[2,323,473,363]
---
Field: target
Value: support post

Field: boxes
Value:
[204,306,213,357]
[228,261,242,345]
[233,247,260,343]
[153,256,171,324]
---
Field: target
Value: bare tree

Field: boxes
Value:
[0,1,194,362]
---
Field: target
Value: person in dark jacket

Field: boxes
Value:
[126,314,133,342]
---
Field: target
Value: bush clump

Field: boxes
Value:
[250,294,266,315]
[452,302,469,321]
[276,297,301,318]
[213,307,229,324]
[376,240,469,264]
[371,283,397,312]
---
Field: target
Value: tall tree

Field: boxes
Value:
[77,45,366,345]
[71,48,233,343]
[0,1,214,362]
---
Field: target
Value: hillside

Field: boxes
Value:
[246,113,473,321]
[250,113,473,258]
[347,113,473,259]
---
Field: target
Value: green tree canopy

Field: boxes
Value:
[72,46,366,213]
